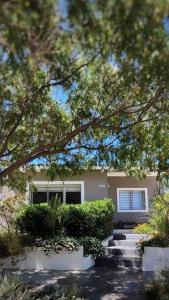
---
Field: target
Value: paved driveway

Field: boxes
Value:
[1,265,147,300]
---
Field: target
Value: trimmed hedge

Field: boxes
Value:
[61,199,114,238]
[15,204,61,237]
[16,199,114,239]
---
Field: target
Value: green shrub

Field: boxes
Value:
[62,199,114,238]
[0,276,84,300]
[139,234,169,253]
[146,268,169,300]
[79,237,104,259]
[150,193,169,235]
[134,223,154,234]
[0,231,24,259]
[16,204,61,237]
[16,199,114,239]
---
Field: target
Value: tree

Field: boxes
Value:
[0,0,169,189]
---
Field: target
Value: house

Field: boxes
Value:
[0,169,158,225]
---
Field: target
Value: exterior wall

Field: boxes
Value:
[28,170,108,201]
[0,171,158,224]
[107,176,157,223]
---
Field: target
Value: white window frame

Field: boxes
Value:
[117,188,148,212]
[26,181,85,204]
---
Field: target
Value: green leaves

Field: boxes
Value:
[1,0,169,188]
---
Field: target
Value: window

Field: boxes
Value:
[30,182,84,205]
[117,188,148,212]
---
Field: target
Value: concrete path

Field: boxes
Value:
[1,265,147,300]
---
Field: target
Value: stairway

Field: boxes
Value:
[102,230,148,270]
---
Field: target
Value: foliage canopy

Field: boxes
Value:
[0,0,169,188]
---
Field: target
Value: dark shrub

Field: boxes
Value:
[16,204,61,237]
[62,199,114,239]
[16,199,114,239]
[79,237,104,259]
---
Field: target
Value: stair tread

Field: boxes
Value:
[107,255,141,259]
[106,246,137,250]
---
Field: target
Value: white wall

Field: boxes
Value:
[0,246,95,271]
[142,247,169,272]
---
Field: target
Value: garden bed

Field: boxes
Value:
[142,247,169,272]
[0,246,95,271]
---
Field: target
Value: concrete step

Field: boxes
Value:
[109,239,139,247]
[96,256,142,269]
[113,233,148,241]
[105,246,140,257]
[113,229,134,234]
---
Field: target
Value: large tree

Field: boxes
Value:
[0,0,169,189]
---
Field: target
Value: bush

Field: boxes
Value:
[134,223,154,234]
[62,199,114,239]
[16,204,62,237]
[0,231,24,259]
[0,276,30,300]
[16,199,114,239]
[79,237,104,259]
[139,234,169,253]
[0,276,84,300]
[150,193,169,235]
[146,268,169,300]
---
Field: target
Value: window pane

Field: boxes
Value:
[49,192,63,203]
[132,191,145,210]
[33,192,47,204]
[66,192,81,204]
[119,191,131,210]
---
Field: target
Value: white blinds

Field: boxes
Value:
[119,190,146,211]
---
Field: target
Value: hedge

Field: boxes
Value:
[16,199,114,239]
[61,199,114,238]
[15,204,61,237]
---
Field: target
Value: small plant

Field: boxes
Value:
[0,276,84,300]
[35,236,80,255]
[0,276,30,300]
[0,230,25,259]
[34,285,84,300]
[134,223,154,234]
[146,267,169,300]
[79,237,104,259]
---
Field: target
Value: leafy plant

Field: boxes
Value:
[34,285,84,300]
[139,234,169,254]
[79,237,104,259]
[0,276,84,300]
[0,276,30,300]
[0,231,25,259]
[0,196,24,233]
[146,268,169,300]
[150,193,169,236]
[134,223,154,234]
[35,236,80,255]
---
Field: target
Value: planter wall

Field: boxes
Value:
[0,246,95,271]
[142,247,169,272]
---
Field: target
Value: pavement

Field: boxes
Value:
[1,264,147,300]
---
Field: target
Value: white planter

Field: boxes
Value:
[0,246,95,271]
[142,247,169,272]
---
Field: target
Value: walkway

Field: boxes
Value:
[3,264,147,300]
